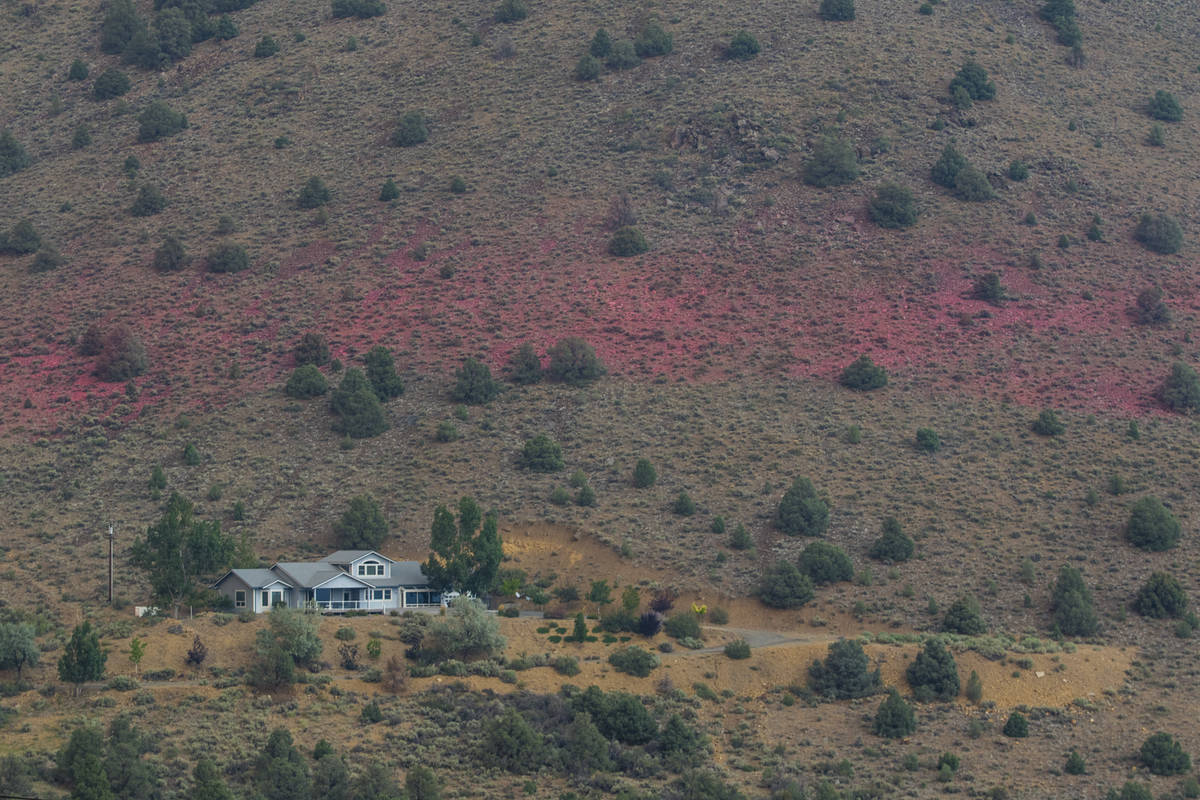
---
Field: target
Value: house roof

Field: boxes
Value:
[213,569,294,590]
[273,562,366,589]
[392,561,431,586]
[319,550,395,565]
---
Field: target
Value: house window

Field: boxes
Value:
[371,589,391,601]
[262,590,284,608]
[234,591,246,608]
[357,561,384,577]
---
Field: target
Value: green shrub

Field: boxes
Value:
[965,670,983,704]
[294,332,330,367]
[949,60,996,101]
[905,639,960,701]
[92,68,131,100]
[100,0,143,54]
[723,640,750,659]
[803,134,858,187]
[574,54,601,81]
[1031,409,1065,436]
[634,22,672,57]
[1134,287,1170,325]
[672,491,696,516]
[608,226,648,256]
[130,184,167,217]
[664,612,701,640]
[378,179,400,201]
[521,434,563,472]
[1039,0,1080,46]
[1008,160,1029,181]
[298,177,330,209]
[1051,566,1098,636]
[1134,572,1188,619]
[68,58,90,80]
[552,655,579,676]
[1126,496,1180,551]
[972,271,1006,304]
[869,517,913,562]
[819,0,855,21]
[505,342,541,384]
[808,639,881,700]
[726,30,759,60]
[1112,783,1153,800]
[608,646,659,677]
[1140,732,1191,775]
[631,458,657,488]
[930,144,967,188]
[1148,90,1182,122]
[451,357,499,404]
[392,112,429,147]
[1147,124,1165,146]
[798,541,853,584]
[839,355,887,391]
[758,562,813,608]
[331,0,385,17]
[329,368,389,439]
[1161,362,1200,412]
[774,477,829,536]
[868,182,917,228]
[493,0,527,23]
[214,15,238,39]
[285,365,328,398]
[953,166,995,201]
[1135,212,1183,254]
[1002,711,1028,738]
[915,428,940,452]
[364,345,404,399]
[435,421,460,443]
[72,124,92,150]
[0,129,29,180]
[1,220,40,255]
[575,484,595,507]
[873,688,916,738]
[546,337,605,385]
[30,247,65,273]
[137,101,187,142]
[605,39,639,70]
[589,28,612,57]
[942,595,985,635]
[206,242,249,273]
[182,442,201,465]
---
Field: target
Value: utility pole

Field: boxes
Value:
[107,524,115,604]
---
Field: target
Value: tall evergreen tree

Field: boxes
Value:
[58,622,107,693]
[130,493,235,613]
[423,498,503,594]
[363,346,404,399]
[254,729,311,800]
[190,758,234,800]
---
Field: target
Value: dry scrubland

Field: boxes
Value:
[0,0,1199,796]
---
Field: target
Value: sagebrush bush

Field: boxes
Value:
[1148,90,1182,122]
[953,166,995,201]
[607,646,658,677]
[1134,212,1183,254]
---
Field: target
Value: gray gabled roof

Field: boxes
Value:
[273,562,367,589]
[392,561,432,586]
[319,550,395,565]
[213,569,294,590]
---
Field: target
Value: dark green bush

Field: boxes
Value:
[391,112,428,147]
[1135,212,1183,254]
[905,639,960,701]
[1051,566,1098,636]
[68,59,90,81]
[605,39,639,70]
[808,639,881,700]
[546,336,605,385]
[949,60,996,101]
[953,166,995,201]
[1126,496,1180,551]
[330,369,389,438]
[331,0,385,18]
[672,491,696,516]
[1002,712,1028,737]
[1148,90,1182,122]
[632,459,657,488]
[607,646,659,677]
[757,562,814,608]
[152,234,188,272]
[521,434,563,472]
[803,134,858,187]
[72,124,92,150]
[574,54,601,81]
[506,342,542,384]
[726,30,759,60]
[1111,782,1153,800]
[1161,362,1200,412]
[819,0,855,21]
[1008,160,1029,181]
[942,595,986,635]
[971,272,1006,304]
[930,144,967,188]
[451,357,500,404]
[92,68,131,100]
[1031,409,1065,436]
[723,640,750,659]
[839,355,887,391]
[797,541,853,584]
[664,612,701,640]
[295,332,330,367]
[1147,124,1165,147]
[364,345,404,400]
[379,179,399,201]
[2,221,41,254]
[94,324,148,382]
[100,0,144,55]
[298,177,330,209]
[1134,287,1170,325]
[130,184,167,217]
[155,8,192,62]
[1064,749,1086,775]
[214,15,238,39]
[333,495,388,550]
[1133,572,1188,619]
[634,22,672,57]
[915,428,940,452]
[285,365,328,398]
[0,129,30,179]
[206,242,249,273]
[608,226,648,256]
[493,0,527,23]
[30,247,66,273]
[869,517,914,562]
[253,35,279,57]
[1140,732,1190,775]
[589,28,611,58]
[868,182,917,229]
[729,523,752,550]
[773,477,828,536]
[873,688,916,738]
[1039,0,1080,46]
[137,101,188,142]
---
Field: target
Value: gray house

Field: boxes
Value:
[212,550,441,613]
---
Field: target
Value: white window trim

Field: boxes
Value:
[357,561,385,577]
[234,590,246,608]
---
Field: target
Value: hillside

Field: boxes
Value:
[0,0,1199,797]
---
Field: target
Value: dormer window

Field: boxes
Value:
[357,560,384,577]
